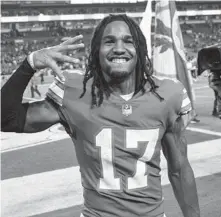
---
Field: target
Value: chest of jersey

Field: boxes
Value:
[62,89,168,192]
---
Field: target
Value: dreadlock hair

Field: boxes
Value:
[80,14,164,108]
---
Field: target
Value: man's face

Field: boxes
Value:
[99,21,137,81]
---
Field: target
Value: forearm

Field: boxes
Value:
[169,161,200,217]
[1,58,35,132]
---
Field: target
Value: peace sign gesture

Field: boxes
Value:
[31,35,84,81]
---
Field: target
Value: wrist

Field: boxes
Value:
[22,58,36,75]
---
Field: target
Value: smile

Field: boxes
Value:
[112,59,127,63]
[109,57,130,64]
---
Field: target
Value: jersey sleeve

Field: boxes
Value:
[46,76,64,106]
[46,77,72,132]
[46,75,80,135]
[179,87,192,116]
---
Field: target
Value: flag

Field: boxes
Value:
[153,0,196,121]
[140,0,152,58]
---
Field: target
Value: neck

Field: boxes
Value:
[106,73,136,95]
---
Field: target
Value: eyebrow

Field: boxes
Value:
[102,34,133,41]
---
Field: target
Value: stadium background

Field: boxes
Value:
[1,0,221,78]
[1,1,221,217]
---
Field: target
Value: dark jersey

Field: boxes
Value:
[46,71,191,217]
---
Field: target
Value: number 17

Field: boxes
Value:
[96,128,159,191]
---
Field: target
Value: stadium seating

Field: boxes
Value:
[1,1,221,76]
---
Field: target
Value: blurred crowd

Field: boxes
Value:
[2,2,221,17]
[184,23,221,51]
[2,20,221,78]
[1,20,98,39]
[1,5,134,17]
[1,1,221,81]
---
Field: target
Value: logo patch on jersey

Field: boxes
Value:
[122,104,132,116]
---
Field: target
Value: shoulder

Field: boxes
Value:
[152,76,191,115]
[63,69,85,88]
[46,70,86,106]
[152,76,184,98]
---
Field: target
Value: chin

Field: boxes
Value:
[109,70,130,80]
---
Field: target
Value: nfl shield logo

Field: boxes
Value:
[122,104,132,116]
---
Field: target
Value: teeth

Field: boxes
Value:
[112,58,127,63]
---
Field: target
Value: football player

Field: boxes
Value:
[1,14,200,217]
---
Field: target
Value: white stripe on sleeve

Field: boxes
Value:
[46,78,64,106]
[180,88,192,115]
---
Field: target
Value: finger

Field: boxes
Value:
[61,35,83,45]
[59,43,85,51]
[47,60,65,82]
[53,52,80,64]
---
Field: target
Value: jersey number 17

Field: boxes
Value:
[96,128,159,191]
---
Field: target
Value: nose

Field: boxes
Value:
[113,41,126,54]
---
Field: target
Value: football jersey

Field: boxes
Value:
[46,71,191,217]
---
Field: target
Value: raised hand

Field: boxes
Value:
[32,35,84,81]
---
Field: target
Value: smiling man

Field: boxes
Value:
[99,20,137,84]
[1,14,200,217]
